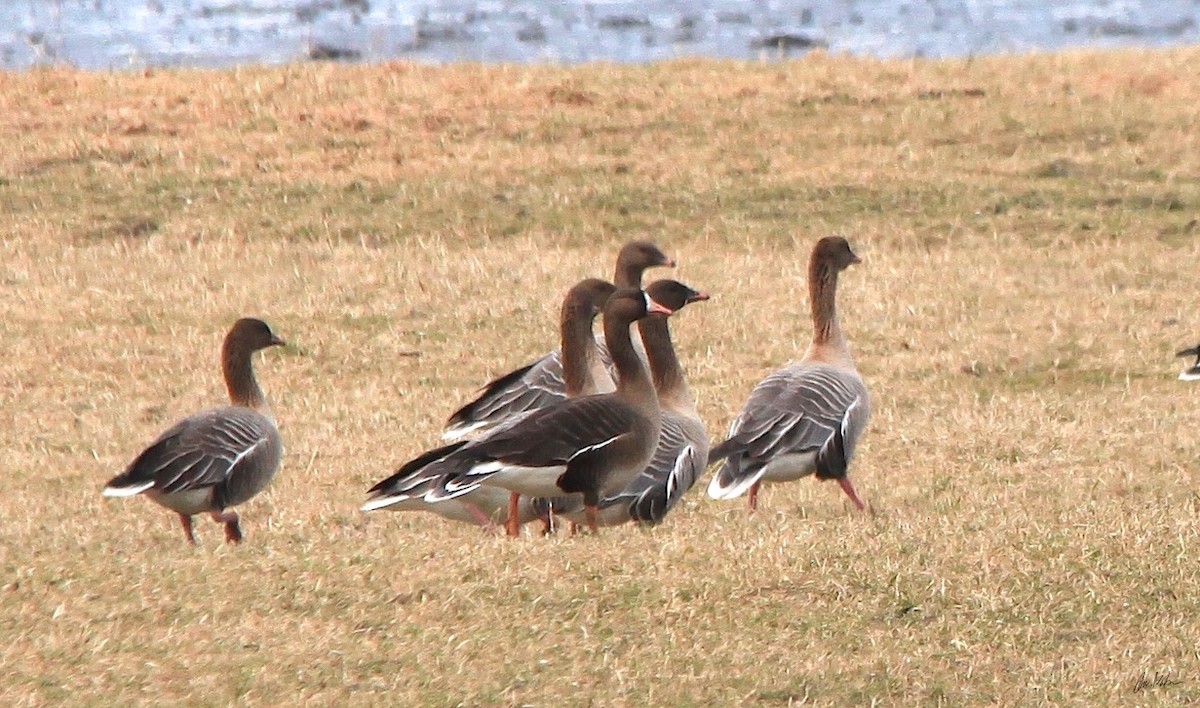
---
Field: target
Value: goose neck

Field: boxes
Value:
[614,262,643,289]
[604,310,656,405]
[222,341,269,411]
[561,307,601,398]
[809,258,846,352]
[638,316,691,411]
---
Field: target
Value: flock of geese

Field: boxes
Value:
[100,235,1200,543]
[102,237,918,541]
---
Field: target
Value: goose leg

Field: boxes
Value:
[505,492,521,537]
[837,477,866,511]
[585,505,599,535]
[211,510,242,544]
[178,513,197,545]
[463,502,501,534]
[540,505,556,536]
[748,481,761,513]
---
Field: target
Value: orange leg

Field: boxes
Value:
[178,514,197,545]
[585,505,599,535]
[505,492,521,538]
[211,510,242,544]
[748,481,761,513]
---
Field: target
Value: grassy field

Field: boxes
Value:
[3,48,1200,704]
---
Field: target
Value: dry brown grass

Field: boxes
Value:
[3,49,1200,704]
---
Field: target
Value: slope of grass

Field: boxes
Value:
[2,50,1200,704]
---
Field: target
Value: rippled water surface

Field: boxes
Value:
[2,0,1198,70]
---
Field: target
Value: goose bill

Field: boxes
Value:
[644,293,673,316]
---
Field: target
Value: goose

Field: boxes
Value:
[442,240,673,440]
[361,439,542,530]
[102,318,286,544]
[426,288,672,532]
[536,279,710,528]
[707,236,869,512]
[1177,345,1200,381]
[362,278,618,535]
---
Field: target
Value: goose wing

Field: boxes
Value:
[442,351,567,440]
[443,332,644,440]
[602,413,707,525]
[361,441,469,511]
[104,407,278,498]
[707,363,868,499]
[432,394,642,499]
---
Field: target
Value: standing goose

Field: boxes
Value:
[427,288,672,532]
[361,278,618,535]
[537,279,711,527]
[102,318,286,544]
[442,240,673,440]
[707,236,870,512]
[1177,345,1200,381]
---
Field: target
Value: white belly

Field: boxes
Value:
[379,487,540,525]
[147,487,214,516]
[432,487,536,524]
[477,463,567,498]
[759,451,818,484]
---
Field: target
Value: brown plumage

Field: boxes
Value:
[538,279,711,527]
[361,278,618,536]
[708,236,871,512]
[442,240,673,440]
[102,318,286,544]
[427,288,673,533]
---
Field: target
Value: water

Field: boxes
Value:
[2,0,1198,70]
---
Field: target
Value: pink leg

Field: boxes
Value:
[210,510,242,544]
[463,501,500,533]
[585,505,599,535]
[178,514,197,545]
[505,492,521,538]
[748,481,761,513]
[837,477,866,511]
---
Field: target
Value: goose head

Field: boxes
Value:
[644,279,710,312]
[227,318,286,352]
[812,235,861,272]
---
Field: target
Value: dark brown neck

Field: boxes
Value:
[604,308,656,405]
[614,262,642,289]
[809,258,844,349]
[561,305,600,397]
[638,315,691,410]
[222,341,267,410]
